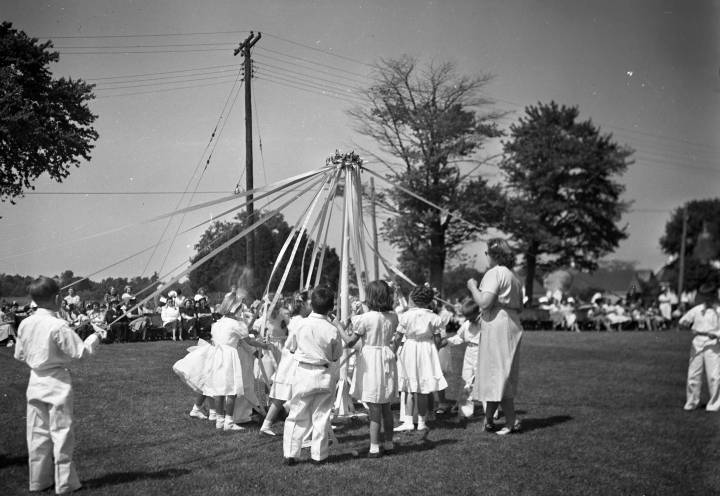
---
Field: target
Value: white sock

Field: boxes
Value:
[417,415,427,427]
[403,415,414,425]
[224,415,234,424]
[261,418,272,429]
[369,443,380,454]
[191,404,202,412]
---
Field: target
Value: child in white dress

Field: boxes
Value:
[444,298,482,418]
[201,294,269,431]
[339,281,398,457]
[394,285,447,432]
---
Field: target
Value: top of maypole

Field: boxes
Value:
[326,150,363,170]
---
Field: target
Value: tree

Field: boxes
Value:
[0,22,97,202]
[188,212,341,298]
[349,56,506,292]
[500,101,633,301]
[660,199,720,261]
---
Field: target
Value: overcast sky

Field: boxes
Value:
[1,0,718,285]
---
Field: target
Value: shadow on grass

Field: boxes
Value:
[0,454,27,468]
[519,415,573,433]
[83,468,191,489]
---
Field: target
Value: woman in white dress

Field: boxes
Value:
[467,238,524,435]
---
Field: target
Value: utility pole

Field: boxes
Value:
[234,31,262,271]
[678,205,688,309]
[369,177,379,280]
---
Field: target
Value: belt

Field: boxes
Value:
[299,361,329,369]
[466,342,478,347]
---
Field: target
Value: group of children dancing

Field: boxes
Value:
[171,279,487,465]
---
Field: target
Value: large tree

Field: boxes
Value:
[660,199,720,262]
[500,101,633,301]
[349,56,506,291]
[188,211,341,299]
[0,22,97,202]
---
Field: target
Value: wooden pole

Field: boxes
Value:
[370,177,379,281]
[678,206,688,309]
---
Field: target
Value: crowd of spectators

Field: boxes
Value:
[0,280,696,348]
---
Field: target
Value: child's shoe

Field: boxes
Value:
[416,416,428,431]
[393,422,414,432]
[259,419,276,436]
[224,416,245,431]
[189,405,208,420]
[382,441,395,455]
[216,417,225,430]
[208,409,217,421]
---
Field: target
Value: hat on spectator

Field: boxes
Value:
[168,290,178,298]
[591,292,603,303]
[194,294,206,302]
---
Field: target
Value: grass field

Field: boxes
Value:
[1,331,719,495]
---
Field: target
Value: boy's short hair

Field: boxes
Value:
[460,297,480,318]
[409,286,435,309]
[29,277,60,304]
[311,286,335,314]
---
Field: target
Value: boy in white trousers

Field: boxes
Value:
[680,282,720,412]
[14,277,105,494]
[283,286,342,465]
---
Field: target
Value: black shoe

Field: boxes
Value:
[367,451,382,459]
[311,458,328,465]
[283,457,297,466]
[483,420,501,432]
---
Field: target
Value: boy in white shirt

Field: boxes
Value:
[14,277,105,494]
[283,286,342,465]
[679,283,720,412]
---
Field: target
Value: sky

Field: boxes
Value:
[1,0,718,285]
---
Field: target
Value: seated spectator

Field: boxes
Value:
[161,292,181,340]
[180,298,197,339]
[588,293,613,332]
[559,297,580,332]
[63,288,81,308]
[0,305,17,346]
[121,285,133,305]
[606,299,632,330]
[105,286,121,307]
[194,295,214,339]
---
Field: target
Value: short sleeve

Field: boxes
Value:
[479,268,500,295]
[351,314,367,336]
[396,313,408,334]
[431,315,444,335]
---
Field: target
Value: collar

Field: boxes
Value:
[308,312,330,321]
[34,308,56,317]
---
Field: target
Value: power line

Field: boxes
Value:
[94,73,238,91]
[22,191,234,196]
[93,79,237,99]
[85,63,236,81]
[254,75,361,106]
[58,47,231,54]
[263,32,374,68]
[56,42,236,49]
[254,67,364,102]
[90,67,237,85]
[254,52,371,86]
[254,61,364,94]
[256,46,371,79]
[42,30,250,39]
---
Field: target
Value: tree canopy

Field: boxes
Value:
[349,56,505,292]
[500,101,633,301]
[188,211,341,299]
[660,199,720,261]
[0,22,97,202]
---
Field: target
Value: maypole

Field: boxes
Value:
[328,150,363,416]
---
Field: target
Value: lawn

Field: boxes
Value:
[1,331,718,495]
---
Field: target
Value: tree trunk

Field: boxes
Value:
[429,221,446,293]
[524,241,538,306]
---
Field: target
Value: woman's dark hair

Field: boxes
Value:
[486,238,515,268]
[365,280,394,312]
[311,286,335,314]
[409,286,435,309]
[29,277,59,304]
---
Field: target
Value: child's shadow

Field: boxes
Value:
[0,454,28,468]
[518,415,573,433]
[83,468,191,489]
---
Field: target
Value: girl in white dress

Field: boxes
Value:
[394,285,447,432]
[202,294,269,431]
[339,281,398,457]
